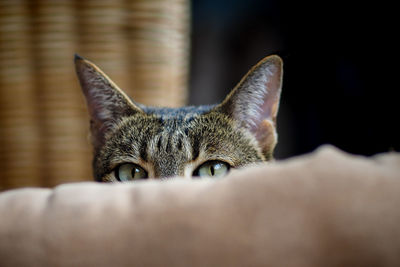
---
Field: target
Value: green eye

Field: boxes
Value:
[115,163,148,181]
[193,161,230,178]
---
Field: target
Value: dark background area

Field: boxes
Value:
[189,0,398,159]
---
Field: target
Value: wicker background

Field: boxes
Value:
[0,0,190,190]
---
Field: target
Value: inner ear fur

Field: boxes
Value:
[214,55,283,159]
[74,54,143,148]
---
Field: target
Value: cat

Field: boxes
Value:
[74,54,283,182]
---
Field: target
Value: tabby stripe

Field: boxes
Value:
[140,140,148,161]
[191,137,200,161]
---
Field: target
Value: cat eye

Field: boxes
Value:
[115,163,148,181]
[193,160,230,178]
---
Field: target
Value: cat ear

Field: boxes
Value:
[216,55,283,159]
[74,54,142,148]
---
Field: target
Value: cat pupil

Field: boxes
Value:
[210,166,215,176]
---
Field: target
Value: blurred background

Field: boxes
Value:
[0,0,398,190]
[190,0,398,159]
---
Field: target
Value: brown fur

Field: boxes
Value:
[74,54,283,181]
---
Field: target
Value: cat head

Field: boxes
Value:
[74,54,283,181]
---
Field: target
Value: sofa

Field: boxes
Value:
[1,146,399,266]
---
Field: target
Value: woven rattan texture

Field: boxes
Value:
[0,0,190,190]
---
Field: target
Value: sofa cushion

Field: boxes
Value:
[1,146,399,267]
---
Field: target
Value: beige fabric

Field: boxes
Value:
[0,146,400,267]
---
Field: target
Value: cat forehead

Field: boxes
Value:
[141,105,215,120]
[114,104,219,138]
